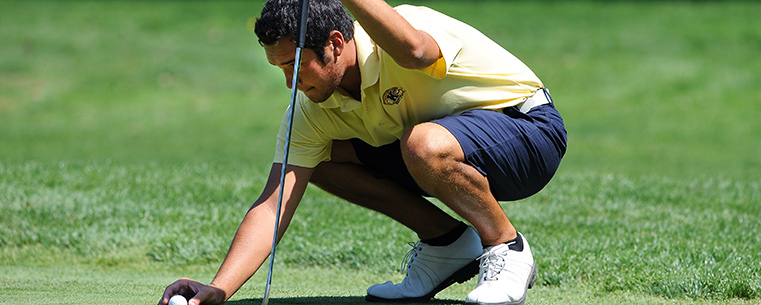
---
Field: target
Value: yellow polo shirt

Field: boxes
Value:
[274,5,543,168]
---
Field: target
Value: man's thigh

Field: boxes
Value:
[431,105,567,201]
[347,104,567,201]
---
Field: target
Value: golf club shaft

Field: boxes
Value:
[262,1,309,304]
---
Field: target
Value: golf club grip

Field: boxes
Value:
[295,0,309,48]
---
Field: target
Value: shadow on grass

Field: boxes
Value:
[226,296,463,305]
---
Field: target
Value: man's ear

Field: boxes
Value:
[327,30,345,57]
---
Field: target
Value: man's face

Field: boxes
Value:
[265,39,343,103]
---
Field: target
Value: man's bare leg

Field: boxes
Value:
[401,122,518,246]
[312,140,486,302]
[309,140,461,240]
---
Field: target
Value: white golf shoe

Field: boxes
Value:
[465,233,536,305]
[366,226,482,303]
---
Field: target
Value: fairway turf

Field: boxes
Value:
[2,165,759,304]
[3,265,760,305]
[1,0,760,304]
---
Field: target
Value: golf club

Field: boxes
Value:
[261,0,310,304]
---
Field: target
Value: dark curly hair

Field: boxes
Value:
[254,0,354,63]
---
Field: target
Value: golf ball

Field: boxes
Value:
[168,295,188,305]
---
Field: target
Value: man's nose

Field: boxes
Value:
[285,72,293,89]
[284,71,300,89]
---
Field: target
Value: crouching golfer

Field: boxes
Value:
[159,0,566,304]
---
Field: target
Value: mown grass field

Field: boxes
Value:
[1,1,760,304]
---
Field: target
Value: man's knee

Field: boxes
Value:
[310,162,331,187]
[401,123,463,169]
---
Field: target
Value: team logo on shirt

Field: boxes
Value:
[382,87,405,105]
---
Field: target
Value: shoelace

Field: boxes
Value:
[477,242,515,281]
[400,241,421,273]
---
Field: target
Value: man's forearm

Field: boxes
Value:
[209,207,280,300]
[209,164,313,301]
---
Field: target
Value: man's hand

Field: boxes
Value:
[158,278,226,305]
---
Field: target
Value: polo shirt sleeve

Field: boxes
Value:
[273,93,333,168]
[394,5,463,79]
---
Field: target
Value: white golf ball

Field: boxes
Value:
[168,295,188,305]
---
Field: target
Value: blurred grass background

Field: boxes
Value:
[1,0,760,304]
[2,0,759,176]
[1,0,285,165]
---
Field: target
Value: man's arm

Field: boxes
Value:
[341,0,440,69]
[159,163,314,305]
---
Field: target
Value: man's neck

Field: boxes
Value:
[339,40,362,101]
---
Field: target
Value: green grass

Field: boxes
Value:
[2,164,759,303]
[1,0,760,304]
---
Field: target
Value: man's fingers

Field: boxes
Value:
[188,296,202,305]
[190,289,216,305]
[159,278,197,305]
[188,284,226,305]
[188,290,207,305]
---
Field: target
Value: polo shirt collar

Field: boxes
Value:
[355,23,380,91]
[318,88,361,111]
[319,23,378,112]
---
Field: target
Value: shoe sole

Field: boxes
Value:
[464,264,537,305]
[365,259,480,303]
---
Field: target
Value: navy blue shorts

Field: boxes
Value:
[352,101,567,201]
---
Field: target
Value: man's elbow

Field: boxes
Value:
[394,46,439,70]
[392,30,440,69]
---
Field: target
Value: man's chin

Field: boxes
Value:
[304,90,331,103]
[308,97,329,103]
